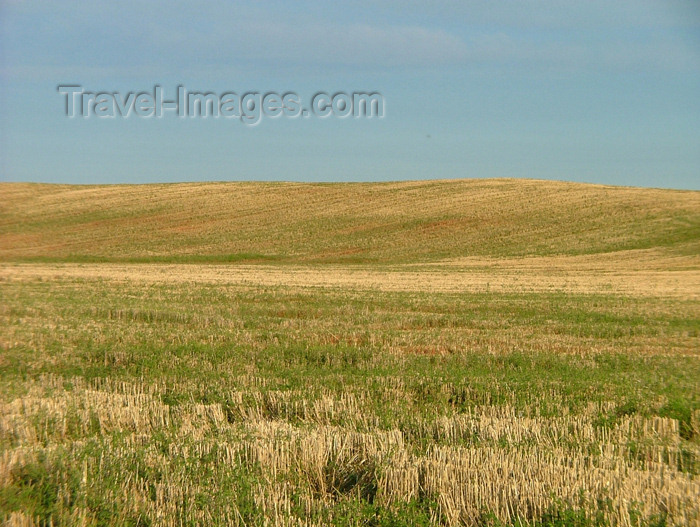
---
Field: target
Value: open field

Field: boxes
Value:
[1,180,699,526]
[2,180,698,263]
[2,253,699,299]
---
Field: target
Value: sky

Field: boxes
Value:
[1,0,699,189]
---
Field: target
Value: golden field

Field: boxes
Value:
[0,179,699,526]
[1,179,698,263]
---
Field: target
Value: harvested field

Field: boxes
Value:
[1,180,699,526]
[2,254,699,299]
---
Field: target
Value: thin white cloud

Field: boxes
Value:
[217,22,470,66]
[360,0,700,30]
[1,0,698,80]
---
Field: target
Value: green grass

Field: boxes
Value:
[2,280,698,421]
[1,179,699,525]
[1,275,698,525]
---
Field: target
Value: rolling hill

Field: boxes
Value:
[1,179,698,263]
[2,179,700,526]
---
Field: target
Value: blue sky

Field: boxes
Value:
[1,0,699,188]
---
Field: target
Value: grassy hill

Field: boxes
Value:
[1,179,698,263]
[2,178,700,526]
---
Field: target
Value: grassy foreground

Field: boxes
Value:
[0,180,699,526]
